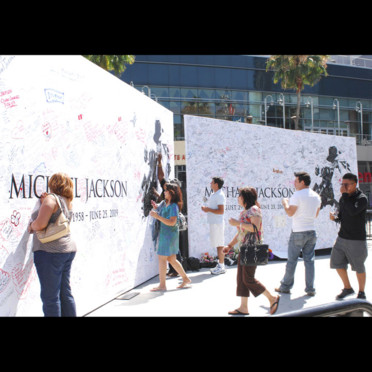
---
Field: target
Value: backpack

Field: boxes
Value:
[182,257,200,272]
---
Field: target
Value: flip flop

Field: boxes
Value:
[150,287,167,292]
[228,309,249,316]
[270,296,280,315]
[177,279,192,289]
[177,284,191,289]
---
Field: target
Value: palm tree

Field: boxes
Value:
[83,55,135,76]
[266,55,329,130]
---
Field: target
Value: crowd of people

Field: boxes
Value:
[28,168,368,317]
[146,168,369,316]
[199,172,368,315]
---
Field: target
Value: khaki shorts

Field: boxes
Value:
[330,236,368,273]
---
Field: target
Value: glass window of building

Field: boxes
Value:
[169,100,181,115]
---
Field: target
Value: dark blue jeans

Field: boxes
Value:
[34,251,77,317]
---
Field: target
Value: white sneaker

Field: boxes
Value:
[210,265,226,275]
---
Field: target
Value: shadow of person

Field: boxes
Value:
[266,294,308,315]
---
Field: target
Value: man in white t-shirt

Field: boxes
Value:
[276,172,321,296]
[201,177,226,275]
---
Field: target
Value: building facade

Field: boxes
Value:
[120,55,372,207]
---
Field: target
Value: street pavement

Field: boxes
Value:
[85,243,372,317]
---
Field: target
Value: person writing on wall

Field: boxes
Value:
[28,173,77,317]
[201,177,226,275]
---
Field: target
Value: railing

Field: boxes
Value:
[328,55,372,69]
[276,299,372,317]
[355,134,372,146]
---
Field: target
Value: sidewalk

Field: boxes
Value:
[85,243,372,317]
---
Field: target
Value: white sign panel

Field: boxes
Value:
[185,115,357,259]
[0,56,173,316]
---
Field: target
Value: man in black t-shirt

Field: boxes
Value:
[330,173,368,300]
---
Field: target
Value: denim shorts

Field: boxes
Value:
[330,236,368,273]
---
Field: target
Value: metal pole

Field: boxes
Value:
[306,97,313,132]
[356,101,363,143]
[333,99,340,135]
[264,95,273,126]
[278,93,285,129]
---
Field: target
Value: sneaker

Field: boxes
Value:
[336,288,355,300]
[357,291,367,299]
[210,265,226,275]
[306,291,316,297]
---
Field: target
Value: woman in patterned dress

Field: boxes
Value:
[150,182,191,291]
[223,187,280,316]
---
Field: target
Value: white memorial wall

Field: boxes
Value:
[0,55,173,316]
[185,115,358,259]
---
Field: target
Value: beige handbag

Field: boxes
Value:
[36,194,70,243]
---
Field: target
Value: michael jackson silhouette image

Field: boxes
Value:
[140,120,171,217]
[313,146,351,210]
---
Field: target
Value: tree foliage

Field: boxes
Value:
[83,55,135,76]
[266,55,329,130]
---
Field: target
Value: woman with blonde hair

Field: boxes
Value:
[150,182,191,291]
[28,173,77,317]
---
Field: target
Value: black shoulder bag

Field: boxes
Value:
[239,224,269,266]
